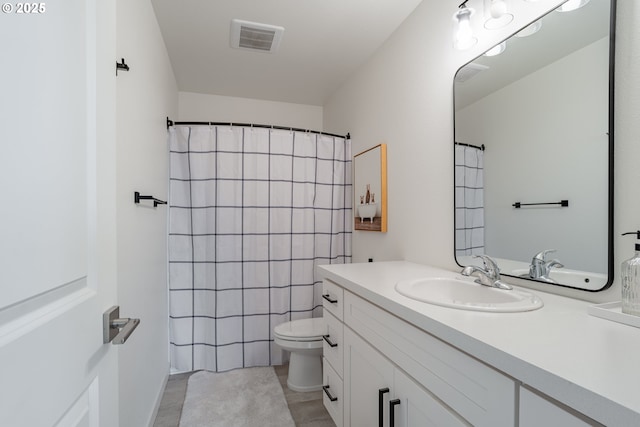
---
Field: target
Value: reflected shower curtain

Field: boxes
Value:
[455,144,485,256]
[168,125,352,372]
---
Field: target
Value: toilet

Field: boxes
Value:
[274,317,325,392]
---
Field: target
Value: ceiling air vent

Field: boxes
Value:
[230,19,284,53]
[455,62,490,83]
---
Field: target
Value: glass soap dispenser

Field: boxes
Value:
[621,231,640,316]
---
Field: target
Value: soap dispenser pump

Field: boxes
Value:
[621,231,640,316]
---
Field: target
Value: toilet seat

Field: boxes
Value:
[274,318,325,341]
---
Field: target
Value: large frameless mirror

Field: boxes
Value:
[453,0,615,291]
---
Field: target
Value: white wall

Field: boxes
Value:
[116,0,178,425]
[324,0,636,303]
[178,91,323,130]
[457,38,609,273]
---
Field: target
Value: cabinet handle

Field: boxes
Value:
[322,385,338,402]
[378,387,389,427]
[389,399,401,427]
[322,335,338,347]
[322,293,338,304]
[322,334,338,347]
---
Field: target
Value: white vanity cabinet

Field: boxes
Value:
[322,278,516,427]
[319,262,640,426]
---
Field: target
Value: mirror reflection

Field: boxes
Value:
[454,0,613,291]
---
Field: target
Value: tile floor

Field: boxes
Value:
[153,364,336,427]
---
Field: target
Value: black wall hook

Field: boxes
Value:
[116,58,130,75]
[134,191,166,208]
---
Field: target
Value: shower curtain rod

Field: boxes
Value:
[166,117,349,140]
[455,141,485,151]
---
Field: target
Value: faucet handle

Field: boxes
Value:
[533,249,556,262]
[473,255,500,275]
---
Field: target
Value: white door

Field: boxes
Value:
[0,1,120,426]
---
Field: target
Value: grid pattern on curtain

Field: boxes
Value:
[455,144,485,256]
[168,125,352,373]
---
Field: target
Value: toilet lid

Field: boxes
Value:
[274,318,325,340]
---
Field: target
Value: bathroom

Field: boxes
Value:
[1,0,638,425]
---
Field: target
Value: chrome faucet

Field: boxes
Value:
[461,255,512,290]
[529,249,564,282]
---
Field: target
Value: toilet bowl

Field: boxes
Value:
[274,317,325,392]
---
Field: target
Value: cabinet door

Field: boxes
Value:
[520,387,602,427]
[344,328,394,427]
[393,369,469,427]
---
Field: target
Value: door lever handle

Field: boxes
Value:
[103,306,140,345]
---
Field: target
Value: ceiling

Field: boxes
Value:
[151,0,424,106]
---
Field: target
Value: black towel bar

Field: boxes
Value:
[134,191,166,207]
[512,200,569,209]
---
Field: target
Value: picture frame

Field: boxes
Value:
[353,144,387,232]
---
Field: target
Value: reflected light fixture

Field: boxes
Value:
[454,1,477,50]
[484,0,514,29]
[515,19,542,37]
[484,41,507,56]
[556,0,590,12]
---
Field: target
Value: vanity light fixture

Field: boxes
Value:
[484,41,507,56]
[453,1,478,50]
[515,19,542,37]
[484,0,514,29]
[556,0,590,12]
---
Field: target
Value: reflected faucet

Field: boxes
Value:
[529,249,564,282]
[461,255,513,290]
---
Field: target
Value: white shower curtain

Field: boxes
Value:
[168,125,352,372]
[455,144,485,256]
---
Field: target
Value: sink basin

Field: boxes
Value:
[395,277,543,312]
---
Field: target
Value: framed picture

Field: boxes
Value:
[353,144,387,232]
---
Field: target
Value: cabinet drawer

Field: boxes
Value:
[323,358,343,427]
[322,279,344,321]
[344,291,516,427]
[323,311,344,378]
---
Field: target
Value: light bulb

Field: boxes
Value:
[454,6,477,50]
[556,0,590,12]
[515,20,542,38]
[484,0,513,30]
[485,42,506,57]
[490,0,507,18]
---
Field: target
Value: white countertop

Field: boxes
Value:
[318,261,640,426]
